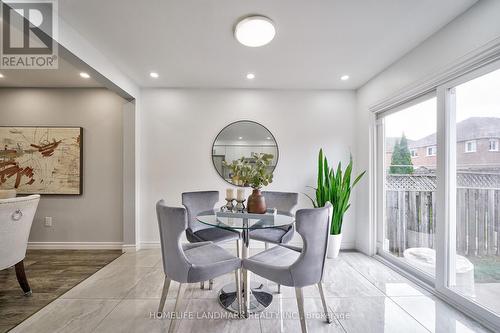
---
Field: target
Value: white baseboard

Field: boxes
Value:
[140,241,266,249]
[340,241,355,249]
[27,242,123,250]
[139,241,161,249]
[122,244,138,252]
[139,240,356,250]
[25,240,355,252]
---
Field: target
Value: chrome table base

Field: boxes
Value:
[218,281,273,314]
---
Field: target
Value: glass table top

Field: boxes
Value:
[196,210,294,230]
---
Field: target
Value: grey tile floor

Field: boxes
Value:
[10,249,492,333]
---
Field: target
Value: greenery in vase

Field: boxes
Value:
[223,153,274,189]
[306,149,365,235]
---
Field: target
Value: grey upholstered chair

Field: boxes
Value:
[182,191,240,290]
[156,200,242,333]
[249,191,298,293]
[243,203,333,333]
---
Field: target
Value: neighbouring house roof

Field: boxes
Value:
[386,171,500,191]
[408,117,500,149]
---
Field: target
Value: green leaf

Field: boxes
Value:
[352,171,366,188]
[306,149,365,235]
[302,192,318,207]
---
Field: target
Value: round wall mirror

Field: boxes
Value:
[212,120,278,186]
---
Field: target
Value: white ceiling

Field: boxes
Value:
[0,56,102,88]
[57,0,477,90]
[0,13,102,88]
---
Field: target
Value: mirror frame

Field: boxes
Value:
[211,120,279,187]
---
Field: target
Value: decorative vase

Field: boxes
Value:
[247,188,266,214]
[327,233,342,258]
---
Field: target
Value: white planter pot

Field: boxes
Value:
[327,233,342,259]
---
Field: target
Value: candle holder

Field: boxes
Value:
[235,199,246,213]
[221,198,235,212]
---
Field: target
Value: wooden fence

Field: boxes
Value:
[386,188,500,257]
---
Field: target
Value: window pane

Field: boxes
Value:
[452,67,500,315]
[383,97,437,277]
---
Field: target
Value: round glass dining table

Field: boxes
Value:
[196,210,295,317]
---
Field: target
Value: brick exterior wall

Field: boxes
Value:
[386,138,500,170]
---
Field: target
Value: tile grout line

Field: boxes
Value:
[89,299,123,332]
[91,260,159,332]
[341,254,432,332]
[327,303,348,333]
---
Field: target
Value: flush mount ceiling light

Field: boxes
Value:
[340,75,350,81]
[235,16,276,47]
[238,136,243,140]
[150,72,159,78]
[0,73,4,78]
[246,73,255,80]
[80,72,90,79]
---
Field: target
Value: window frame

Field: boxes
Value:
[374,59,500,330]
[375,93,438,286]
[489,139,499,152]
[426,145,437,156]
[464,140,476,153]
[436,60,500,329]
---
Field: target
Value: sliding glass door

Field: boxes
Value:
[376,61,500,327]
[445,66,500,317]
[378,97,438,281]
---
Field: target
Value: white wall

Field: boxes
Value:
[0,88,126,244]
[140,89,357,247]
[355,0,500,254]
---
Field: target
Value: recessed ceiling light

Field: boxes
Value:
[0,73,4,78]
[266,137,271,140]
[238,137,243,140]
[246,73,255,80]
[235,16,276,47]
[150,72,159,78]
[340,75,350,81]
[80,72,90,79]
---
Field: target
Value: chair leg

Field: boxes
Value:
[158,276,171,313]
[295,287,308,333]
[236,239,240,258]
[200,281,204,289]
[264,242,269,250]
[277,284,281,294]
[168,283,186,333]
[15,260,31,296]
[209,279,214,290]
[317,283,332,324]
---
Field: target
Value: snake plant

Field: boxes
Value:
[306,149,365,235]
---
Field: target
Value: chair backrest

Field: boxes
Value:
[290,202,332,287]
[262,191,299,216]
[156,200,191,283]
[182,191,219,232]
[0,195,40,270]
